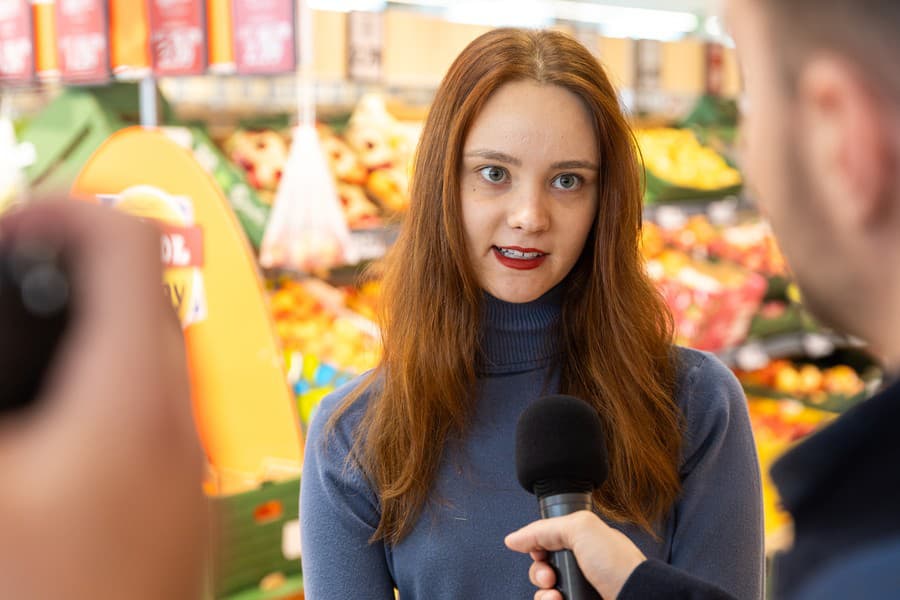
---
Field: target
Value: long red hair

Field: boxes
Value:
[330,28,680,544]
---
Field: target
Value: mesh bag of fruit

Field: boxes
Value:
[258,125,357,273]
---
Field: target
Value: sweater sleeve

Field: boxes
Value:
[300,381,396,600]
[667,350,765,600]
[619,559,738,600]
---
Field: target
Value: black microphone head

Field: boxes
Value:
[516,394,608,498]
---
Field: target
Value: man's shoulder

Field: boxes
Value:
[791,537,900,600]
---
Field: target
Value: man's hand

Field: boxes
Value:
[505,510,647,600]
[0,202,206,599]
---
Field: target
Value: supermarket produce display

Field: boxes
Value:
[225,95,415,232]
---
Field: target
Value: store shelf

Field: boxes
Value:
[719,331,867,371]
[347,225,400,263]
[643,194,756,227]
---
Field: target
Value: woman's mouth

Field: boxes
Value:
[492,246,548,270]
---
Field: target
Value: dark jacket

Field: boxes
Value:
[619,377,900,600]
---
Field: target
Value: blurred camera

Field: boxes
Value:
[0,242,70,412]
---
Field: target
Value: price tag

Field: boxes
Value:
[348,229,389,262]
[803,333,835,358]
[735,342,769,372]
[347,11,383,83]
[148,0,207,76]
[231,0,296,75]
[634,39,662,114]
[707,197,739,225]
[0,0,35,84]
[654,206,688,231]
[705,42,725,97]
[282,519,301,560]
[55,0,110,84]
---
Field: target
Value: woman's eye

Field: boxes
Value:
[552,173,582,190]
[479,166,508,184]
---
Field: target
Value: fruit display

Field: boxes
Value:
[223,129,289,206]
[661,215,788,277]
[270,278,381,376]
[343,279,381,323]
[336,182,382,230]
[645,248,768,351]
[748,395,836,539]
[710,221,788,277]
[636,127,742,192]
[222,95,419,231]
[269,278,382,426]
[735,359,867,406]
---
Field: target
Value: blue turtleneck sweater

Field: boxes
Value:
[299,290,763,599]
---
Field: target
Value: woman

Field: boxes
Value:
[301,28,763,599]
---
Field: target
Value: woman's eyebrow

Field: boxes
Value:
[463,149,522,166]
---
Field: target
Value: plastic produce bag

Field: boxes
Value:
[258,124,357,273]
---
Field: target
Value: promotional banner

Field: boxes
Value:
[148,0,206,76]
[231,0,295,74]
[0,0,35,83]
[72,127,303,479]
[55,0,110,84]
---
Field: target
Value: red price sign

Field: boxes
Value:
[55,0,110,84]
[231,0,296,75]
[158,223,205,268]
[0,0,35,83]
[149,0,206,76]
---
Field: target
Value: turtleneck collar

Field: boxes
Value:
[477,283,564,375]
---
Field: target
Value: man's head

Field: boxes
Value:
[727,0,900,366]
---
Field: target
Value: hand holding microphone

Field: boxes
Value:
[508,395,647,600]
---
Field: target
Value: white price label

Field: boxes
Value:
[802,333,835,358]
[282,519,302,560]
[59,34,105,72]
[347,11,383,83]
[153,29,202,71]
[0,38,30,73]
[735,343,769,371]
[349,230,389,262]
[238,23,291,69]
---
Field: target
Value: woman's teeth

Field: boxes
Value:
[496,247,544,259]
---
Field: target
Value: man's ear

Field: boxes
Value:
[796,55,894,226]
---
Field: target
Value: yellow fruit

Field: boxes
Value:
[636,128,741,190]
[774,366,801,394]
[823,366,864,395]
[797,365,823,395]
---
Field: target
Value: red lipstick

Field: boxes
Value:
[492,246,548,270]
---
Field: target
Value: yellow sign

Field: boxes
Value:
[72,127,303,481]
[99,185,207,327]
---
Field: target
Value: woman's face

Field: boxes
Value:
[460,80,600,304]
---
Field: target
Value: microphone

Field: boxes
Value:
[0,240,71,413]
[516,394,608,600]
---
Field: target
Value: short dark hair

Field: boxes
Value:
[755,0,900,101]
